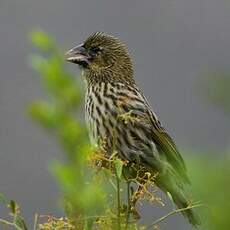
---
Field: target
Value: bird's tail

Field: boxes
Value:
[143,158,201,227]
[157,176,201,227]
[171,188,201,227]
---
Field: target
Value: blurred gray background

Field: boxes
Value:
[0,0,230,229]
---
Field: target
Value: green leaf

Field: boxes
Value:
[28,54,46,71]
[29,102,59,129]
[9,200,17,215]
[115,159,123,179]
[29,30,54,51]
[15,216,28,230]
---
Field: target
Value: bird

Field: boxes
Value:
[65,32,200,227]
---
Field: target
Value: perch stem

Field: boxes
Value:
[146,203,202,229]
[125,181,131,229]
[0,219,23,230]
[116,175,121,230]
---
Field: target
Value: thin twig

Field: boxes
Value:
[146,203,203,229]
[0,218,23,230]
[125,181,131,229]
[109,179,118,191]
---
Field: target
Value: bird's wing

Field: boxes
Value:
[144,103,189,183]
[119,87,189,183]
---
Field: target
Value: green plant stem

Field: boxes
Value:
[85,218,94,230]
[125,181,131,229]
[146,204,202,229]
[0,219,23,230]
[116,175,121,230]
[33,213,38,230]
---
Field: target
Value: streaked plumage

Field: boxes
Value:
[66,32,200,227]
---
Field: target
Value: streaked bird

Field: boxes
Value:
[65,32,200,227]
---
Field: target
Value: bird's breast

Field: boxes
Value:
[85,82,120,147]
[85,81,157,161]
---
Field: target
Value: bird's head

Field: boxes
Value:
[65,32,134,84]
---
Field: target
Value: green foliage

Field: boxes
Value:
[29,30,106,222]
[188,153,230,230]
[29,30,55,51]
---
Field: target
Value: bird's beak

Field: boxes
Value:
[65,44,90,66]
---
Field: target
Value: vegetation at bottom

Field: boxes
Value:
[0,30,229,230]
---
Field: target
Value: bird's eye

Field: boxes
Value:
[90,46,102,54]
